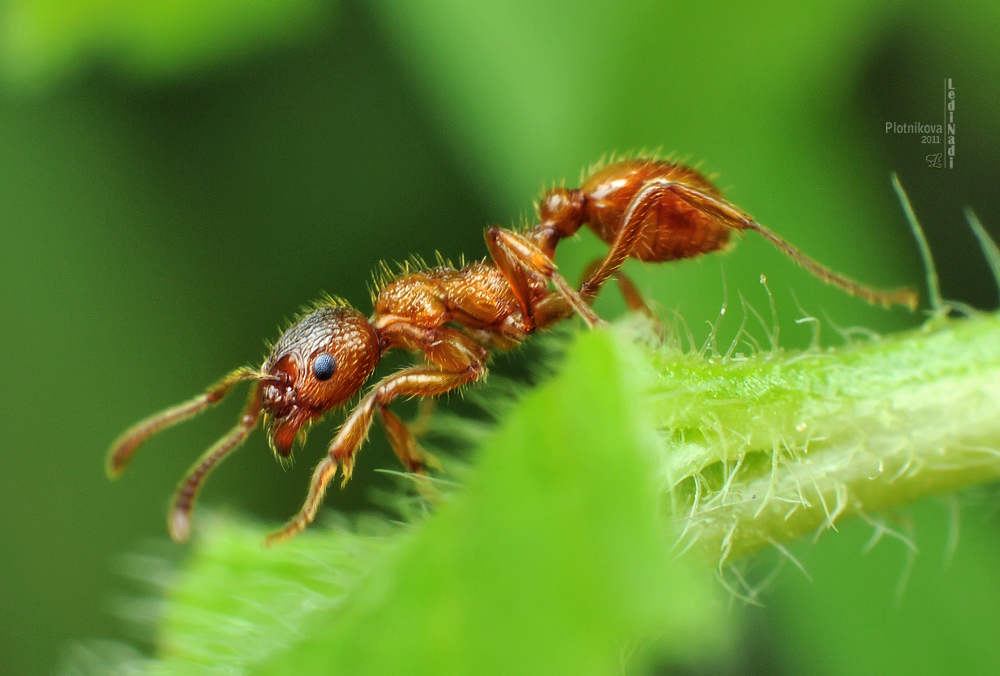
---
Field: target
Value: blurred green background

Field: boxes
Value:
[1,0,998,674]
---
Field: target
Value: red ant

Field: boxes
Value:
[107,157,917,545]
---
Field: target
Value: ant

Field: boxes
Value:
[107,157,917,545]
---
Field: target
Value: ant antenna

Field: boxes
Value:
[169,382,264,542]
[106,366,264,479]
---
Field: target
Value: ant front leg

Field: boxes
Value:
[266,329,486,545]
[485,226,604,328]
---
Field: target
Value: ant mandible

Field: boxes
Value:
[107,157,917,545]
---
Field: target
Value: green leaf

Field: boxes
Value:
[139,330,727,675]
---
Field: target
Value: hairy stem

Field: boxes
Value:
[643,313,1000,563]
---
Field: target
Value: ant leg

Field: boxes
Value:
[368,325,484,472]
[335,364,478,484]
[266,327,486,545]
[579,258,657,317]
[579,257,666,339]
[532,292,573,330]
[107,366,260,478]
[378,406,443,503]
[614,270,657,318]
[408,396,438,438]
[378,406,435,473]
[667,183,919,310]
[485,226,603,328]
[265,365,481,545]
[579,180,671,304]
[484,226,537,330]
[168,381,264,542]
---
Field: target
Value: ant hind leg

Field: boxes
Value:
[579,257,666,338]
[578,179,672,303]
[667,183,919,310]
[578,258,655,316]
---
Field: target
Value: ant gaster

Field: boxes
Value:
[107,157,917,545]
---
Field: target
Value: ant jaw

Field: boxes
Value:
[265,408,313,458]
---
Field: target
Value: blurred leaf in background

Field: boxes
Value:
[0,0,997,675]
[0,0,331,88]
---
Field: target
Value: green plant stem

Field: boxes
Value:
[644,313,1000,563]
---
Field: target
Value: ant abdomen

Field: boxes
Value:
[579,159,732,262]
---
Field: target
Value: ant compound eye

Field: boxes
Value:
[312,352,336,381]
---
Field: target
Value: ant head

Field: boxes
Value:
[261,302,380,457]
